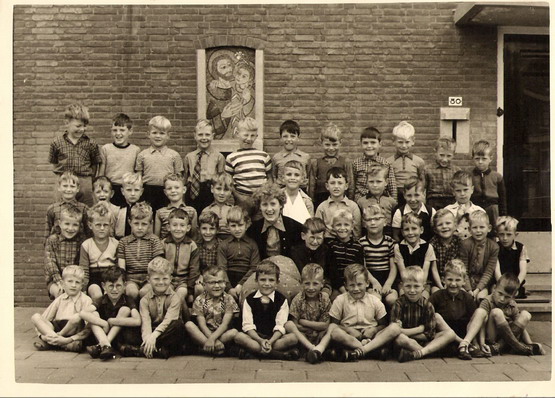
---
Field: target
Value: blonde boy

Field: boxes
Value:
[495,216,529,298]
[98,113,141,207]
[282,159,314,225]
[183,119,226,214]
[48,103,101,207]
[32,265,96,352]
[429,209,462,289]
[423,137,461,210]
[135,115,184,213]
[386,121,425,203]
[308,123,353,209]
[115,172,144,239]
[391,266,456,362]
[154,173,198,240]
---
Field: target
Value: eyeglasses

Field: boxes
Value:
[204,280,226,286]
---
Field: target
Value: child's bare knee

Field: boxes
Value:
[519,310,532,322]
[490,308,505,321]
[117,306,131,317]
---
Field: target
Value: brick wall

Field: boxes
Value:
[13,3,498,306]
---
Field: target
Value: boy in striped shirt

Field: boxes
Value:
[224,117,272,219]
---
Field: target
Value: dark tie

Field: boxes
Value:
[190,151,204,199]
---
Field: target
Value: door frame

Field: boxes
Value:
[496,26,549,175]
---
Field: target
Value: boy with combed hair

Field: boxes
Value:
[329,263,401,361]
[308,122,353,209]
[495,216,529,298]
[32,265,96,352]
[429,209,462,288]
[391,266,456,362]
[48,103,101,207]
[115,172,145,239]
[445,170,485,240]
[196,210,220,275]
[272,120,311,189]
[458,273,544,359]
[234,260,299,360]
[44,171,88,242]
[423,137,460,210]
[201,172,234,240]
[44,206,87,298]
[350,126,397,202]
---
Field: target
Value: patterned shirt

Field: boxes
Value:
[44,233,86,286]
[135,146,184,186]
[217,235,260,286]
[272,149,311,186]
[315,197,362,239]
[44,200,89,241]
[191,292,239,332]
[198,239,219,272]
[429,235,462,278]
[183,147,225,185]
[350,155,397,202]
[423,161,461,200]
[390,295,436,341]
[329,292,386,330]
[117,233,164,283]
[201,203,231,237]
[155,203,199,240]
[359,235,395,274]
[386,152,426,188]
[290,291,331,323]
[48,132,101,176]
[328,238,364,290]
[225,148,272,195]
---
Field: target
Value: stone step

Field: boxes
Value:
[515,294,550,304]
[524,273,551,292]
[518,302,552,321]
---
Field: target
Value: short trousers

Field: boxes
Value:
[126,278,148,288]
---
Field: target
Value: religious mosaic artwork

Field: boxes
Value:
[205,47,256,141]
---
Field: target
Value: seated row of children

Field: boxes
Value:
[32,257,543,363]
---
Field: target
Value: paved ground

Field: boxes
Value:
[12,307,552,386]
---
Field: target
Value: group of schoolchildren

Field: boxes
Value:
[32,102,545,364]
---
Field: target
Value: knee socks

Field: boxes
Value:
[497,321,532,355]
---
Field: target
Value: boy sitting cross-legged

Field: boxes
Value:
[32,265,96,352]
[391,266,457,362]
[117,202,164,302]
[154,173,199,241]
[80,266,142,360]
[329,263,401,362]
[234,260,300,360]
[44,206,87,299]
[458,272,545,360]
[185,266,239,356]
[284,263,335,364]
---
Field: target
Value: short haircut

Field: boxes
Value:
[403,176,425,194]
[402,265,425,284]
[129,201,152,221]
[203,265,227,279]
[163,173,185,187]
[112,113,133,129]
[496,215,519,233]
[235,116,258,132]
[210,172,234,189]
[301,263,324,281]
[279,120,300,136]
[360,126,381,141]
[468,210,489,226]
[58,171,80,187]
[321,122,342,142]
[325,166,348,182]
[432,208,456,227]
[450,170,473,188]
[92,176,113,192]
[392,121,415,140]
[122,172,143,187]
[65,103,89,125]
[472,140,493,157]
[252,182,286,208]
[148,115,171,132]
[283,160,305,176]
[302,217,326,234]
[148,256,173,276]
[198,210,219,228]
[496,272,520,296]
[256,259,280,280]
[332,209,353,225]
[443,259,467,278]
[366,164,388,179]
[363,204,386,219]
[60,205,84,222]
[195,118,213,134]
[102,265,127,283]
[62,265,85,281]
[401,212,422,228]
[344,263,368,283]
[435,137,456,152]
[87,202,112,223]
[226,205,250,225]
[168,208,190,224]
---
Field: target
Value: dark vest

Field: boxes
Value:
[399,242,430,270]
[498,241,523,276]
[246,291,287,337]
[396,204,434,241]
